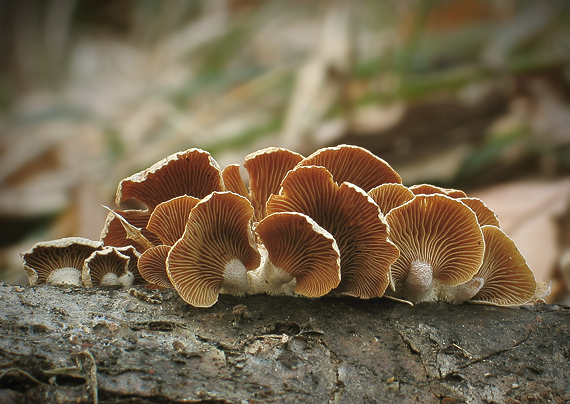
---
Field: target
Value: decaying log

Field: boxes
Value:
[0,283,568,403]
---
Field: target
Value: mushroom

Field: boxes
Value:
[139,245,172,288]
[468,225,544,306]
[295,144,401,192]
[222,164,250,199]
[136,195,201,287]
[166,192,261,307]
[266,165,399,299]
[252,212,341,297]
[368,183,415,215]
[21,237,104,286]
[114,245,145,285]
[82,248,133,287]
[385,194,484,303]
[409,184,467,198]
[115,148,224,210]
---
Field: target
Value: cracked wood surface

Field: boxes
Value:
[0,283,569,403]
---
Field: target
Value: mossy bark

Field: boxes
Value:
[0,283,568,403]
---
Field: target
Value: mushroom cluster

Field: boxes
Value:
[21,145,549,307]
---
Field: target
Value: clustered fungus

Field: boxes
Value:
[21,145,549,307]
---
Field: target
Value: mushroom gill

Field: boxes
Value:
[82,248,132,287]
[296,144,401,192]
[167,192,261,307]
[385,194,484,303]
[266,165,399,299]
[368,183,415,215]
[253,211,341,297]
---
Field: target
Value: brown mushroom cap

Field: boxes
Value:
[368,183,415,215]
[243,147,303,221]
[255,212,341,297]
[21,237,104,286]
[167,192,261,307]
[139,245,173,288]
[409,184,467,198]
[459,197,500,227]
[266,165,399,299]
[82,248,131,287]
[385,194,484,302]
[100,209,161,252]
[147,195,201,246]
[222,164,250,199]
[295,144,401,192]
[115,148,224,210]
[470,225,538,306]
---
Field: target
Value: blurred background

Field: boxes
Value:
[1,0,569,302]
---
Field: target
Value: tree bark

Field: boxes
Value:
[0,283,568,404]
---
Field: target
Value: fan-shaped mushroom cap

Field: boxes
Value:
[167,192,261,307]
[254,212,341,297]
[222,164,250,199]
[139,245,172,288]
[368,183,415,215]
[147,195,201,246]
[409,184,467,198]
[100,209,160,252]
[243,147,304,221]
[266,166,399,299]
[82,248,132,287]
[295,144,401,192]
[21,237,103,286]
[459,197,500,227]
[470,225,539,306]
[115,148,224,210]
[385,194,484,303]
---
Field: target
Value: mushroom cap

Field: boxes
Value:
[167,192,261,307]
[139,245,173,288]
[82,248,131,287]
[470,225,537,306]
[295,144,401,192]
[243,147,304,221]
[266,165,399,299]
[115,148,224,210]
[409,184,467,198]
[21,237,104,286]
[255,212,341,297]
[100,209,161,252]
[385,194,484,291]
[368,183,415,215]
[459,197,500,227]
[147,195,201,246]
[222,164,250,199]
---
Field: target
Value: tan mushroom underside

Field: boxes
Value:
[368,183,414,215]
[139,245,173,288]
[147,195,200,246]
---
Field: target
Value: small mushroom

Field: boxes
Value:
[266,165,399,299]
[385,194,484,303]
[139,245,172,288]
[469,225,543,306]
[167,192,261,307]
[368,183,415,215]
[21,237,104,286]
[222,164,250,199]
[295,144,401,192]
[82,248,132,287]
[115,148,224,210]
[114,245,145,285]
[253,212,341,297]
[409,184,467,198]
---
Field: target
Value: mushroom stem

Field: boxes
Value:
[401,260,434,302]
[46,267,83,287]
[248,249,296,296]
[438,276,485,304]
[219,259,253,297]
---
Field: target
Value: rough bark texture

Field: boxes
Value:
[0,283,568,404]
